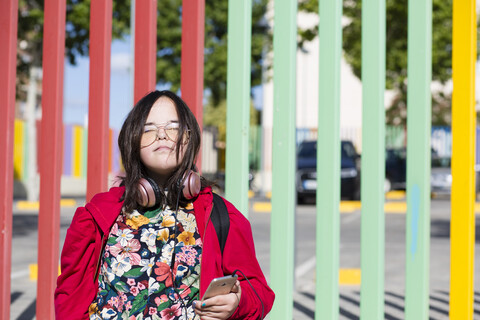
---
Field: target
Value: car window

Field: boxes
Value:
[431,157,450,168]
[298,142,316,158]
[341,142,357,159]
[298,141,358,159]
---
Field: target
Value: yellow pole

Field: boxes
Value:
[73,125,83,178]
[450,0,476,319]
[14,120,25,180]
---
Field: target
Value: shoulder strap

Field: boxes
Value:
[211,193,230,254]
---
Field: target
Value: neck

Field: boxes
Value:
[146,170,169,188]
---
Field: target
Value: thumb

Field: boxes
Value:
[231,280,241,293]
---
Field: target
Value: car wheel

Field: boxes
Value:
[297,194,305,205]
[350,187,361,201]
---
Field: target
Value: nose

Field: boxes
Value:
[156,128,167,140]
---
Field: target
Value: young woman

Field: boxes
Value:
[54,90,274,320]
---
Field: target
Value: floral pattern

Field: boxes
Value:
[89,204,202,320]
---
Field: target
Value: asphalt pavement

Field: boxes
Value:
[8,195,480,319]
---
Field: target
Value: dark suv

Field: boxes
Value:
[296,140,361,203]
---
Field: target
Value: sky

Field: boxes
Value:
[63,38,134,130]
[63,37,264,131]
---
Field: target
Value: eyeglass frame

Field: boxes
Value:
[140,121,190,148]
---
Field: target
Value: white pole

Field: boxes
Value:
[130,0,135,106]
[25,66,40,201]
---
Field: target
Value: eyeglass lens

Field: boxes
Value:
[141,123,180,147]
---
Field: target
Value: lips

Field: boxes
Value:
[154,145,173,152]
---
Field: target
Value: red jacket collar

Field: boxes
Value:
[84,185,216,236]
[85,186,125,234]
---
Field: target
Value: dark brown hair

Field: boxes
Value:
[118,90,207,212]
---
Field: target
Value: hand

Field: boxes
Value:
[193,280,241,320]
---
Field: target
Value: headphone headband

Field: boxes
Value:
[137,170,201,207]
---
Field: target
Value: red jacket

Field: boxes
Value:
[54,186,274,319]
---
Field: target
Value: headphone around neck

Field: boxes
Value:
[137,170,201,207]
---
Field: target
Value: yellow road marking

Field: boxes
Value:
[385,190,406,200]
[29,264,61,280]
[253,202,272,212]
[16,201,40,210]
[384,202,407,214]
[340,201,362,213]
[339,268,361,285]
[474,203,480,213]
[16,199,77,211]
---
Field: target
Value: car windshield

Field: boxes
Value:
[298,142,316,158]
[297,141,357,159]
[341,142,357,159]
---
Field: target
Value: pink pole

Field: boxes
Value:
[0,0,18,318]
[86,0,112,202]
[36,0,66,318]
[181,0,205,171]
[134,0,157,103]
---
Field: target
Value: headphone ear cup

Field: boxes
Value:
[137,177,161,207]
[182,170,201,200]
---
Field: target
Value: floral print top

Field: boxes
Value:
[89,203,202,320]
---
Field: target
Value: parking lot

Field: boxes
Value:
[9,194,480,319]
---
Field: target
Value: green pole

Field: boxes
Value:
[405,0,432,318]
[225,0,252,215]
[360,0,386,318]
[315,0,342,318]
[269,0,297,318]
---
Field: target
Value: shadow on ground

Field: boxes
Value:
[431,217,480,242]
[293,290,480,319]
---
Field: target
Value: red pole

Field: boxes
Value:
[0,0,18,318]
[134,0,157,103]
[181,0,205,171]
[86,0,112,202]
[36,0,66,318]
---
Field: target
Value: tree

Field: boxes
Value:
[203,99,260,170]
[16,0,270,108]
[156,0,270,106]
[298,0,461,126]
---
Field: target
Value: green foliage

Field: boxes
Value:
[298,0,463,126]
[157,0,271,107]
[204,99,260,144]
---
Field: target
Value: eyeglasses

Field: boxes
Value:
[141,122,189,148]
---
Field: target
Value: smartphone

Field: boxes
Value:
[201,274,239,301]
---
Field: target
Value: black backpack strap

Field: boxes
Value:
[211,193,230,254]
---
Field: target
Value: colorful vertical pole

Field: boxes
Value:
[269,0,297,318]
[181,0,205,171]
[36,0,66,318]
[0,0,18,318]
[87,0,112,201]
[225,0,252,214]
[405,0,432,318]
[315,0,342,318]
[450,0,476,318]
[134,0,157,103]
[360,0,386,318]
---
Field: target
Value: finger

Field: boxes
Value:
[195,310,230,320]
[230,280,241,293]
